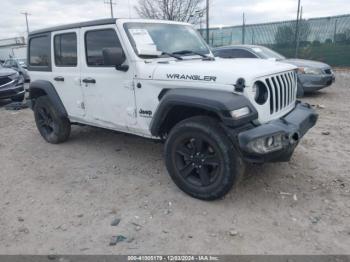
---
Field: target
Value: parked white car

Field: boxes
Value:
[27,19,318,200]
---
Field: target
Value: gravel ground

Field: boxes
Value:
[0,72,349,255]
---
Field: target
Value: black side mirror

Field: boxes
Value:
[103,47,128,71]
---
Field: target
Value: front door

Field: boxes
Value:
[80,26,136,131]
[51,29,85,118]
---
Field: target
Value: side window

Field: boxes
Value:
[217,49,257,59]
[11,60,18,68]
[215,49,234,58]
[231,49,257,58]
[54,33,78,67]
[85,29,122,67]
[29,35,51,67]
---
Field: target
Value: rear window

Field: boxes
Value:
[54,33,78,67]
[29,35,51,68]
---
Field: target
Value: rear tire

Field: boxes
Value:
[165,116,244,200]
[34,96,71,144]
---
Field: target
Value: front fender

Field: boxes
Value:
[150,88,258,136]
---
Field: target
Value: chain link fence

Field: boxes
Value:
[200,14,350,67]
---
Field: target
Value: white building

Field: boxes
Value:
[0,37,27,61]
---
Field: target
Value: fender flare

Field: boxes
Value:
[28,80,68,118]
[150,88,258,136]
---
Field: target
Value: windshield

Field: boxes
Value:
[252,46,285,60]
[124,23,210,58]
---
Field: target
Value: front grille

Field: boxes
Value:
[264,71,297,114]
[324,69,332,75]
[0,76,12,87]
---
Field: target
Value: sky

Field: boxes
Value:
[1,0,350,39]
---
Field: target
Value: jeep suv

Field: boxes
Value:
[27,19,318,200]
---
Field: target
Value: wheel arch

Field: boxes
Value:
[150,88,258,137]
[28,80,68,118]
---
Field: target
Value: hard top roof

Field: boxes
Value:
[29,18,117,36]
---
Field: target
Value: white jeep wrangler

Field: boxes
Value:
[27,18,318,200]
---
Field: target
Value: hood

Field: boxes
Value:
[152,58,296,86]
[0,67,17,77]
[283,59,330,69]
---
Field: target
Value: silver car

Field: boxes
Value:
[213,45,335,97]
[2,58,31,83]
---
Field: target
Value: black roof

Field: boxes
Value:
[29,18,117,36]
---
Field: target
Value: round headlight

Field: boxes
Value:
[253,81,269,105]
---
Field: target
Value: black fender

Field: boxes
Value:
[28,80,68,118]
[150,88,258,136]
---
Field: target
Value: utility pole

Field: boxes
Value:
[242,13,246,44]
[334,19,338,44]
[104,0,116,18]
[21,12,31,35]
[206,0,210,44]
[294,0,301,57]
[295,6,303,57]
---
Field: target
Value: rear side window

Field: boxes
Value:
[29,35,51,68]
[216,49,257,59]
[54,33,78,67]
[85,29,122,67]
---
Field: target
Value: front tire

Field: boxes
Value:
[165,116,244,200]
[34,96,71,144]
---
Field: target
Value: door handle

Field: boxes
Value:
[82,78,96,84]
[54,76,64,82]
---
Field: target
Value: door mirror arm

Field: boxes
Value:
[116,65,129,72]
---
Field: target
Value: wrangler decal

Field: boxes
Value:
[166,74,217,82]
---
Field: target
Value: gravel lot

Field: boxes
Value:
[0,72,349,255]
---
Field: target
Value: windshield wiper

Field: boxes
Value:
[172,50,215,60]
[161,52,183,60]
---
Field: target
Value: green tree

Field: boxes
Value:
[275,25,294,47]
[275,20,310,47]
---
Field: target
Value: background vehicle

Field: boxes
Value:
[2,58,30,83]
[213,45,335,97]
[27,19,317,200]
[0,64,25,102]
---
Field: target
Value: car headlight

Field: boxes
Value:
[18,74,25,84]
[8,72,19,80]
[252,81,269,105]
[298,67,323,75]
[230,107,251,119]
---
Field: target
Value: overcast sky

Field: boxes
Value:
[1,0,350,39]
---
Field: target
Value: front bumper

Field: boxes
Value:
[299,73,335,92]
[237,103,318,163]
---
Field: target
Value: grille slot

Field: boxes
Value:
[265,71,296,114]
[0,76,12,87]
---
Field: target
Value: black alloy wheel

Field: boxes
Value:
[165,116,244,200]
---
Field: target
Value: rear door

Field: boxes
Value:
[51,29,85,118]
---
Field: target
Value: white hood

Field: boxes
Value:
[151,58,297,86]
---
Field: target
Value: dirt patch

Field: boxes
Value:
[0,74,349,254]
